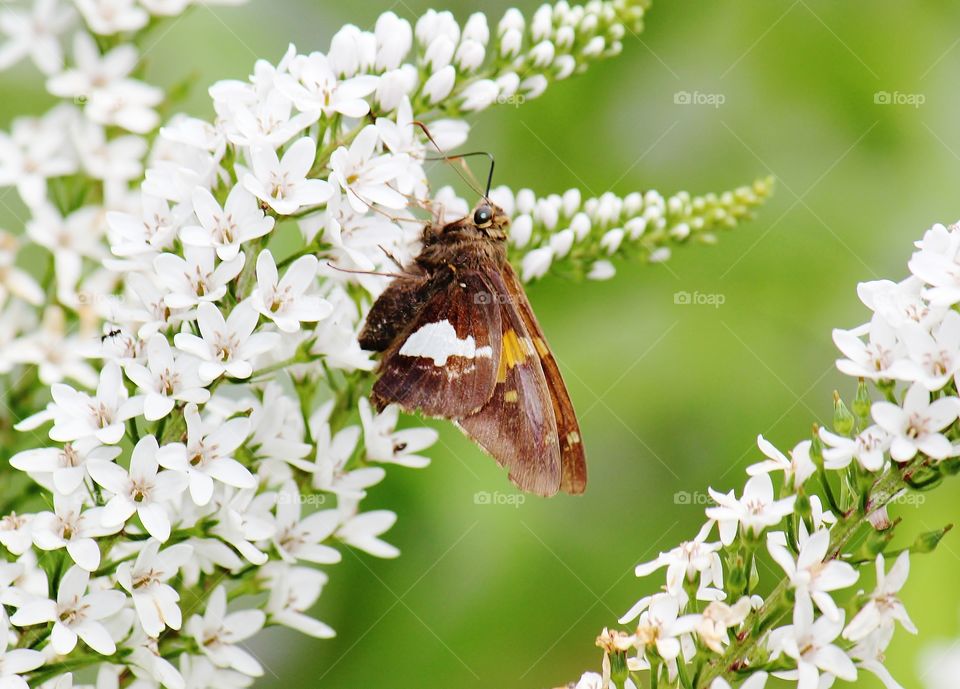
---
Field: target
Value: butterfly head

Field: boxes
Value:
[469,200,509,236]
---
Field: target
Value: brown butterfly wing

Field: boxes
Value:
[457,270,562,496]
[370,270,502,418]
[501,263,587,494]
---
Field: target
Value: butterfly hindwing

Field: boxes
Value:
[371,270,502,418]
[501,263,587,494]
[457,270,562,496]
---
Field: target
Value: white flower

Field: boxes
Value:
[0,115,76,209]
[0,233,44,305]
[243,137,333,215]
[330,125,406,213]
[273,481,341,564]
[908,224,960,305]
[309,401,382,499]
[871,383,960,462]
[221,86,315,149]
[632,521,723,602]
[47,33,162,133]
[49,362,142,445]
[858,277,944,330]
[117,539,193,637]
[358,398,438,468]
[87,435,188,542]
[73,120,146,182]
[336,502,398,558]
[75,0,148,34]
[421,64,455,103]
[747,436,816,488]
[32,491,120,571]
[174,300,281,382]
[155,404,255,506]
[706,473,797,546]
[262,563,334,638]
[276,51,377,117]
[819,425,891,472]
[124,334,211,420]
[833,315,903,380]
[768,528,858,621]
[187,586,265,677]
[0,627,45,689]
[768,596,857,689]
[10,565,126,656]
[894,310,960,389]
[10,438,120,496]
[623,594,698,661]
[107,193,183,259]
[695,597,753,653]
[0,0,73,74]
[0,513,32,556]
[154,247,245,310]
[180,185,275,261]
[249,249,331,333]
[843,552,916,641]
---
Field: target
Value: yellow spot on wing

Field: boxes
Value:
[504,390,519,403]
[533,337,550,358]
[497,329,532,383]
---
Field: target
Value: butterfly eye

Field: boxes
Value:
[473,205,493,226]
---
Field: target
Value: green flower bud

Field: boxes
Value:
[853,378,871,424]
[833,391,855,436]
[912,524,954,554]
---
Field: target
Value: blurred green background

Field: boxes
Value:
[6,0,960,687]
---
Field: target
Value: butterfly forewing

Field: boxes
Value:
[501,263,587,494]
[370,270,503,418]
[458,270,562,496]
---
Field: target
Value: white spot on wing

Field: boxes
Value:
[400,319,493,366]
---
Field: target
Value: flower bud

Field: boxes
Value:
[416,9,459,46]
[511,214,533,248]
[582,35,606,57]
[421,66,456,104]
[520,75,549,99]
[554,54,577,79]
[913,524,953,553]
[460,79,499,111]
[833,391,855,436]
[463,12,490,45]
[500,28,523,58]
[498,8,525,35]
[375,12,412,70]
[376,66,417,112]
[853,378,871,424]
[530,40,556,68]
[521,246,554,282]
[588,260,615,281]
[532,4,553,41]
[454,39,485,71]
[425,35,456,71]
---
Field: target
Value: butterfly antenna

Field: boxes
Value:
[412,120,490,200]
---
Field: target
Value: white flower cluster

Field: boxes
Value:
[579,222,960,689]
[0,1,777,688]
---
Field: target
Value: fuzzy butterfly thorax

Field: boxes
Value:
[359,200,586,496]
